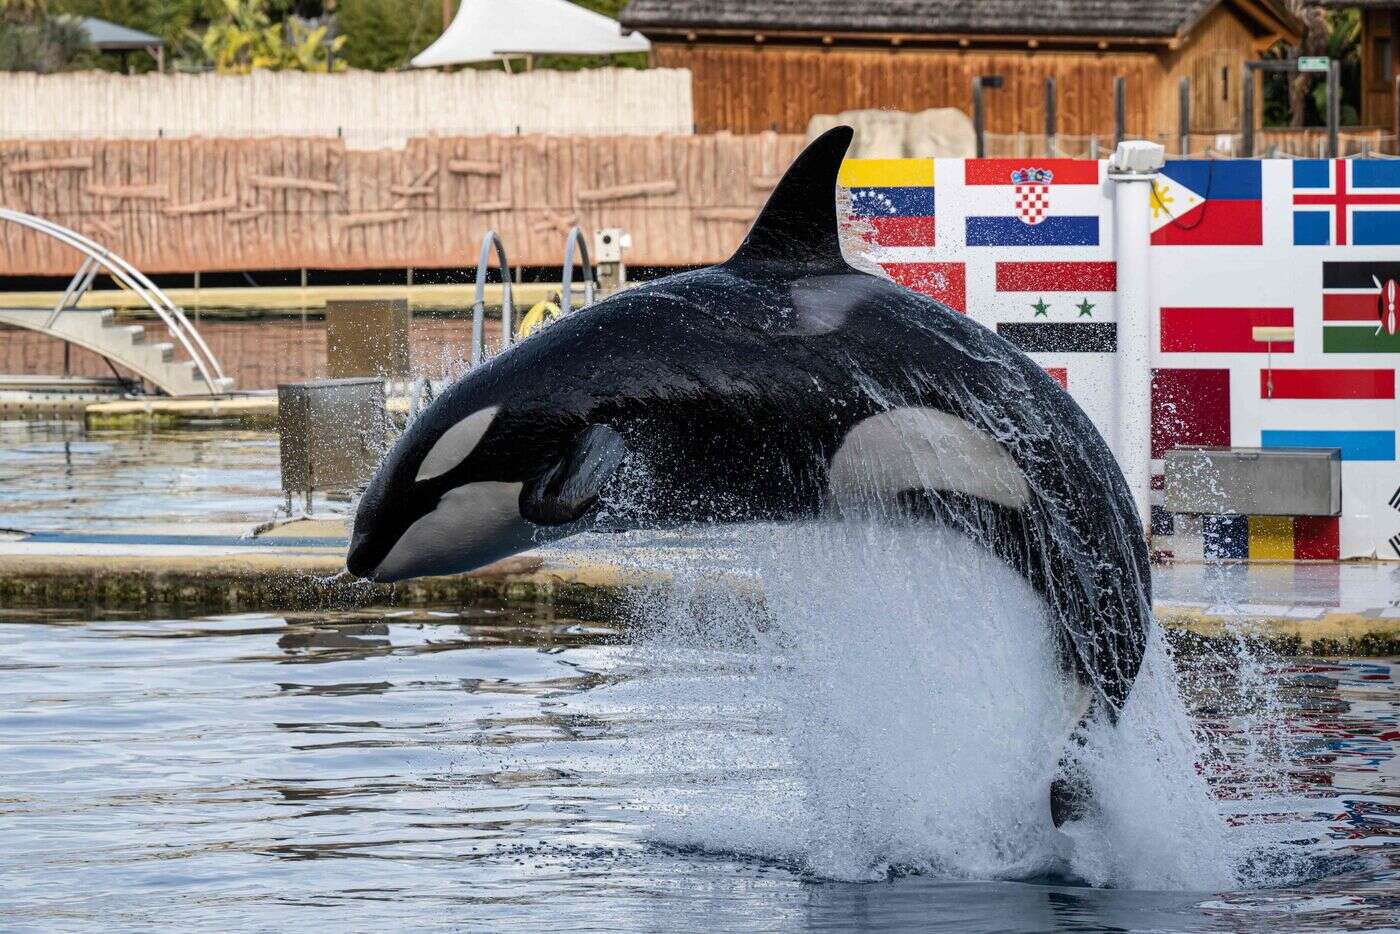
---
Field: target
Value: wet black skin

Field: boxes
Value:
[348,127,1151,717]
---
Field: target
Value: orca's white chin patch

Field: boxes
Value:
[371,481,536,582]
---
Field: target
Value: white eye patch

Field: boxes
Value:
[415,406,500,483]
[828,407,1031,510]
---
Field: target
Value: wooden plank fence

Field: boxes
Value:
[0,69,693,150]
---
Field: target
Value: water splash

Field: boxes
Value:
[603,519,1274,889]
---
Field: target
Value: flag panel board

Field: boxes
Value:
[841,153,1400,560]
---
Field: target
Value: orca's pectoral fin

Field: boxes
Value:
[520,424,627,526]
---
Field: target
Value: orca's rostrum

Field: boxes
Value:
[348,128,1152,793]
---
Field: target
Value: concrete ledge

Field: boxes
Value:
[1,550,1397,654]
[0,552,639,618]
[79,393,412,429]
[84,395,279,430]
[1,396,100,419]
[1159,608,1400,657]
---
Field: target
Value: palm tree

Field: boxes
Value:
[1278,2,1361,127]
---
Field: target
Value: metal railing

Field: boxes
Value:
[560,225,596,317]
[468,226,603,366]
[470,230,513,367]
[0,207,228,394]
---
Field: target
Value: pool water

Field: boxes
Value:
[0,422,283,535]
[3,601,1397,932]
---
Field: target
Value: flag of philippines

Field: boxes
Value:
[1150,160,1263,246]
[964,159,1102,247]
[837,158,936,247]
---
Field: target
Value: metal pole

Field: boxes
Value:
[1178,75,1191,155]
[1113,76,1126,148]
[972,77,986,158]
[299,267,308,378]
[1242,68,1255,158]
[1328,59,1340,158]
[1108,140,1166,536]
[1045,77,1057,157]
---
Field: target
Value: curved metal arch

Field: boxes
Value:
[471,230,514,367]
[560,226,596,317]
[0,208,227,393]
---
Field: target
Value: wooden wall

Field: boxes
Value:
[1361,9,1397,131]
[0,134,805,277]
[656,5,1276,139]
[1154,4,1268,134]
[657,44,1157,138]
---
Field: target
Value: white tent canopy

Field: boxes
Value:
[411,0,649,69]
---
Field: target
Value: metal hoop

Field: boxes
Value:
[560,226,596,317]
[471,230,513,366]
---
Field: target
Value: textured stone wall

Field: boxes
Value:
[0,133,804,276]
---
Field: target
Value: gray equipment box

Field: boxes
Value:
[278,378,387,495]
[325,299,411,379]
[1164,446,1341,516]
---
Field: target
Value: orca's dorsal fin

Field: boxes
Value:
[729,126,853,271]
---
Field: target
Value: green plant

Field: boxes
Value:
[0,0,92,72]
[334,0,436,70]
[0,13,89,70]
[0,0,50,24]
[1264,3,1362,128]
[197,0,343,72]
[49,0,223,71]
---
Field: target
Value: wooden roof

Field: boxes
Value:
[1314,0,1400,8]
[620,0,1302,44]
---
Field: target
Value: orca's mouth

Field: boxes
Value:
[345,531,382,581]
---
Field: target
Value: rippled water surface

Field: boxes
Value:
[3,600,1397,932]
[0,422,283,533]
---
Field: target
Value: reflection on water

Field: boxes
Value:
[1,601,1396,931]
[0,422,284,533]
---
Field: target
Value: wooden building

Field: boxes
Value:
[620,0,1303,139]
[1324,1,1400,130]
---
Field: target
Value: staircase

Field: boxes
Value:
[0,307,234,397]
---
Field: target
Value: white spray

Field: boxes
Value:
[607,519,1255,889]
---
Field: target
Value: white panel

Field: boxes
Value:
[861,155,1399,559]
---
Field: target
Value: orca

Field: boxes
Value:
[347,128,1152,817]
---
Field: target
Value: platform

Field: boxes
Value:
[0,524,1396,653]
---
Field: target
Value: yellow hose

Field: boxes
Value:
[518,299,561,338]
